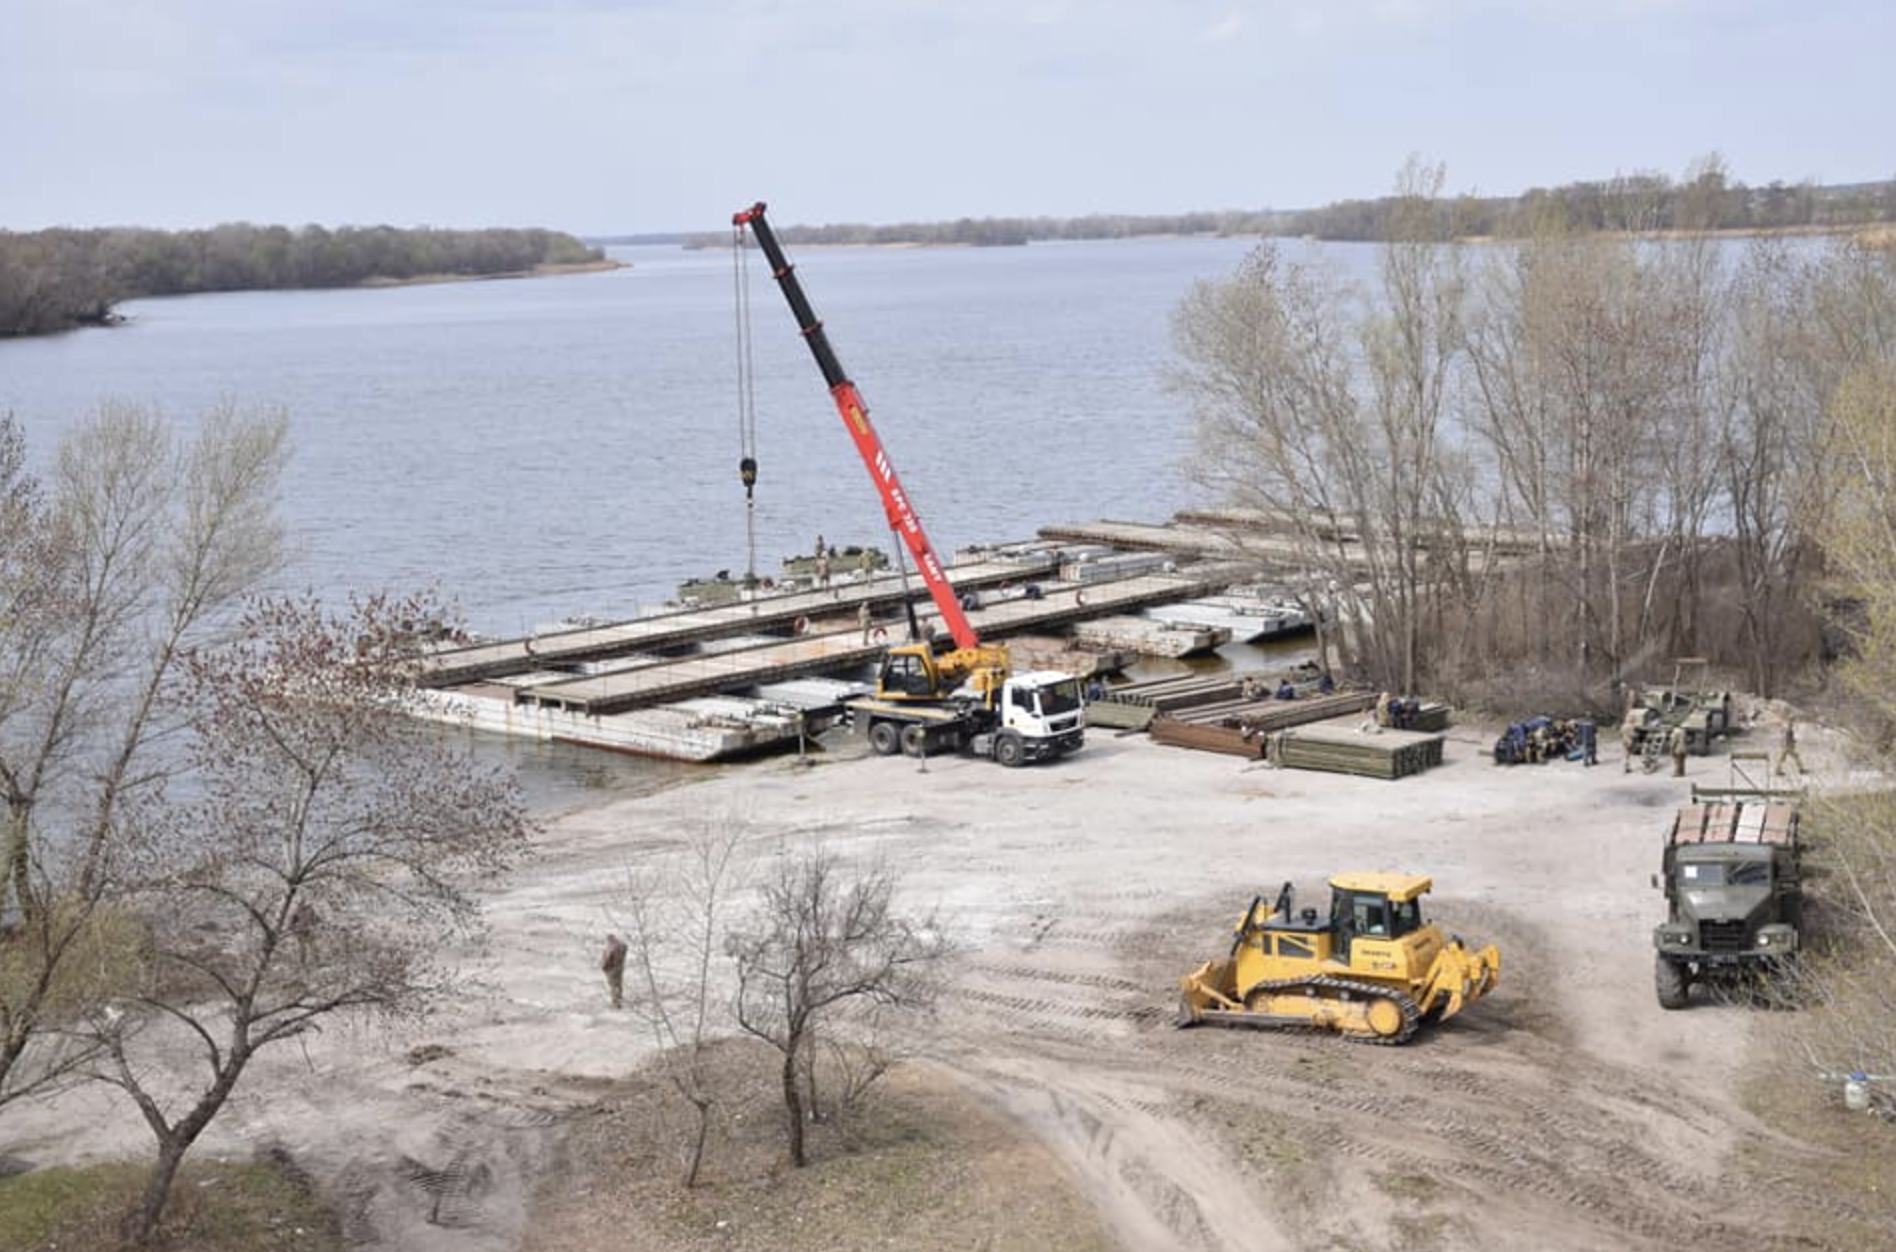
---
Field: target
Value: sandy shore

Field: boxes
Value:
[5,705,1865,1250]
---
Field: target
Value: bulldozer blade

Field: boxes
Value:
[1176,959,1241,1025]
[1425,942,1501,1022]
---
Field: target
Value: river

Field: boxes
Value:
[1,234,1347,803]
[0,237,1323,626]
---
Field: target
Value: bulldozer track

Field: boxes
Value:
[944,984,1161,1027]
[1244,974,1422,1045]
[934,938,1847,1251]
[962,961,1149,993]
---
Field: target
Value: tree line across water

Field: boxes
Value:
[639,155,1896,250]
[0,223,604,337]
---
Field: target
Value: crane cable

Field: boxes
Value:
[732,221,760,590]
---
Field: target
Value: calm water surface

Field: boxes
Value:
[0,237,1328,631]
[1,235,1349,800]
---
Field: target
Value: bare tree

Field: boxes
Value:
[83,592,532,1244]
[1773,786,1896,1109]
[1462,211,1734,683]
[1172,160,1479,691]
[726,847,945,1168]
[0,403,286,1110]
[1712,239,1836,694]
[615,815,748,1187]
[1362,158,1478,689]
[1783,345,1896,1095]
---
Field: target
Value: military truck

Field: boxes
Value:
[1651,795,1802,1009]
[1628,657,1732,758]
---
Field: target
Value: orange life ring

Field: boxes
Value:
[872,626,888,642]
[1074,589,1087,606]
[792,615,810,635]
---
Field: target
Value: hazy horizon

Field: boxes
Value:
[6,1,1891,238]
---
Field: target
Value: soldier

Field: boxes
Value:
[1620,711,1641,774]
[858,600,874,644]
[813,534,827,562]
[1374,692,1393,728]
[1668,725,1689,778]
[289,902,319,965]
[815,552,832,588]
[1776,718,1806,776]
[601,933,627,1010]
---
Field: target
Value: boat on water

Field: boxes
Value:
[675,543,890,604]
[1141,590,1314,645]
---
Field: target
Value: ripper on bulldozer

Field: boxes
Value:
[1177,873,1501,1045]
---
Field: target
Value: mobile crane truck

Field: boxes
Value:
[732,202,1083,766]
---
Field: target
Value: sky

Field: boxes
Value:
[3,0,1890,237]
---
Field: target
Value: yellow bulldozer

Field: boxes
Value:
[1177,872,1501,1045]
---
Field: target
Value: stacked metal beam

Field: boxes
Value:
[1147,692,1377,757]
[1270,725,1447,780]
[1150,715,1268,758]
[1083,672,1258,730]
[1204,692,1377,733]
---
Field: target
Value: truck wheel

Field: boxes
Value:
[1655,954,1690,1010]
[994,730,1025,768]
[867,721,901,756]
[900,725,929,757]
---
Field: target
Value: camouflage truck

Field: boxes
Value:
[1651,795,1802,1009]
[1628,658,1732,757]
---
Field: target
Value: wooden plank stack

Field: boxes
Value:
[1270,724,1447,780]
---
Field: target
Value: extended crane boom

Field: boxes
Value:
[731,202,979,651]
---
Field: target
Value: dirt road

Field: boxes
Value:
[10,718,1850,1250]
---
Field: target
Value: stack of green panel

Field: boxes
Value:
[1271,725,1446,780]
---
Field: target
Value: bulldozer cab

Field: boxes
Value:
[1234,874,1432,966]
[1328,875,1427,960]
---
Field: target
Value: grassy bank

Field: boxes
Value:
[0,1156,345,1252]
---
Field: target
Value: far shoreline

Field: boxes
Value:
[3,257,631,339]
[356,256,629,288]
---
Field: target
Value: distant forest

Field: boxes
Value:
[617,162,1896,250]
[0,224,604,337]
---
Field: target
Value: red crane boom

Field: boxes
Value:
[732,202,980,652]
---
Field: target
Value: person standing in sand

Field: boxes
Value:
[601,933,627,1010]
